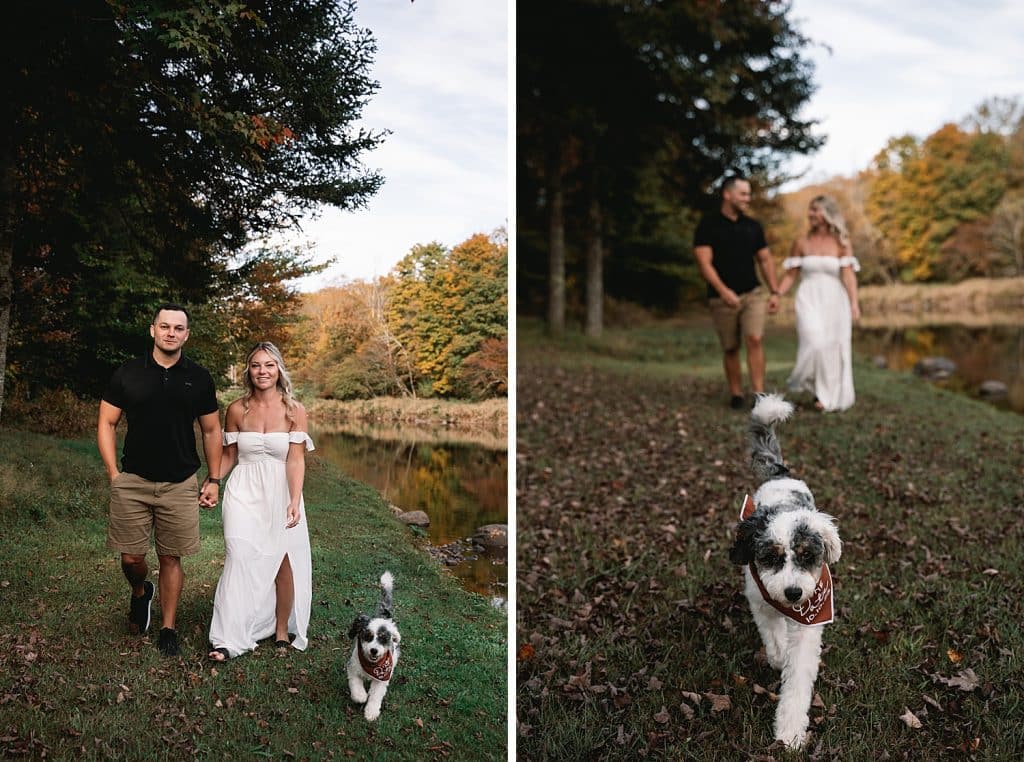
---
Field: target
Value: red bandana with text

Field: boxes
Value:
[740,494,834,626]
[358,646,394,682]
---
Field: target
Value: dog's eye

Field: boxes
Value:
[801,551,816,564]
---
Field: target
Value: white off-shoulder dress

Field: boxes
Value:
[784,255,859,412]
[209,431,314,657]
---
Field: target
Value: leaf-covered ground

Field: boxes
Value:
[516,322,1024,760]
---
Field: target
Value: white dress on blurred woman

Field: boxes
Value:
[209,430,314,657]
[785,255,859,412]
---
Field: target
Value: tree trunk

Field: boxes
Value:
[584,196,603,338]
[546,143,566,337]
[0,159,15,422]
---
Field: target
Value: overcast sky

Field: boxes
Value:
[783,0,1024,189]
[288,0,508,291]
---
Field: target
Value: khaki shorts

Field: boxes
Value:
[107,472,201,557]
[708,287,768,352]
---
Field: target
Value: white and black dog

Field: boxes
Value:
[729,394,842,749]
[347,571,401,721]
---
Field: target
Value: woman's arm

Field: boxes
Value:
[775,239,803,296]
[284,404,309,529]
[219,401,243,482]
[839,244,861,321]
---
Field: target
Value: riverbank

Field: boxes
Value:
[0,427,507,759]
[517,319,1024,758]
[304,397,507,438]
[771,276,1024,328]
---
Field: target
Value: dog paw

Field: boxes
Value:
[364,705,381,721]
[350,688,368,704]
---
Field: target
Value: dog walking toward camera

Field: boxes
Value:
[729,394,842,749]
[347,571,401,721]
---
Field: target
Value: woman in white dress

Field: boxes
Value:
[208,342,314,661]
[776,195,862,412]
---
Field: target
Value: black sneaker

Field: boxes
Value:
[158,627,180,657]
[729,394,745,410]
[128,581,154,634]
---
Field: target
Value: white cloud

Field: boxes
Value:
[284,0,508,288]
[785,0,1024,188]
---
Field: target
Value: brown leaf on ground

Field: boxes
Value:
[653,706,670,724]
[900,708,922,729]
[703,692,731,713]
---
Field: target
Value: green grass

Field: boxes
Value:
[0,428,506,760]
[516,318,1024,760]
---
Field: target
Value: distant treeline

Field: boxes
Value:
[765,97,1024,286]
[284,232,508,401]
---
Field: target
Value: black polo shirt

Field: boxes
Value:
[102,352,219,483]
[693,211,768,298]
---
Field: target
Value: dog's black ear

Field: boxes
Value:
[348,614,370,640]
[729,516,760,565]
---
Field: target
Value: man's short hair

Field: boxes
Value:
[721,175,748,196]
[153,303,190,327]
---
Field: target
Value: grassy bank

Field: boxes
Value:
[0,429,506,760]
[516,319,1024,759]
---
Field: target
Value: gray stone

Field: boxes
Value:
[473,523,508,548]
[978,380,1008,398]
[397,510,430,527]
[913,356,956,379]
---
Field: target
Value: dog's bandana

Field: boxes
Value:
[740,494,834,626]
[358,647,394,682]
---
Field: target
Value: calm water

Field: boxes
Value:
[310,428,508,603]
[854,324,1024,414]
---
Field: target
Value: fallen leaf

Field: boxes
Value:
[648,676,662,690]
[679,701,694,720]
[947,649,962,664]
[680,691,701,705]
[653,706,670,724]
[900,708,922,729]
[941,669,980,692]
[414,717,424,728]
[517,644,536,662]
[703,692,731,713]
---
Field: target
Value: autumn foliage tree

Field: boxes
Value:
[287,232,507,401]
[865,124,1008,282]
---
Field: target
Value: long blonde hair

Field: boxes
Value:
[809,194,851,250]
[241,341,298,424]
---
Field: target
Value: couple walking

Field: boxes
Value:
[694,176,861,412]
[97,304,313,660]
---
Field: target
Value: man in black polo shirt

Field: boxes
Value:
[693,176,782,408]
[97,304,223,656]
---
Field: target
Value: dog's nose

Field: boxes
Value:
[784,586,802,602]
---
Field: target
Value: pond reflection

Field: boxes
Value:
[855,325,1024,413]
[310,428,508,602]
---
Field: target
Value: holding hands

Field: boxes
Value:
[199,478,220,509]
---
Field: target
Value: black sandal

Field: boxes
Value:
[208,647,230,662]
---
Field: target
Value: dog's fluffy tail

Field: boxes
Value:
[749,393,793,482]
[378,571,394,619]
